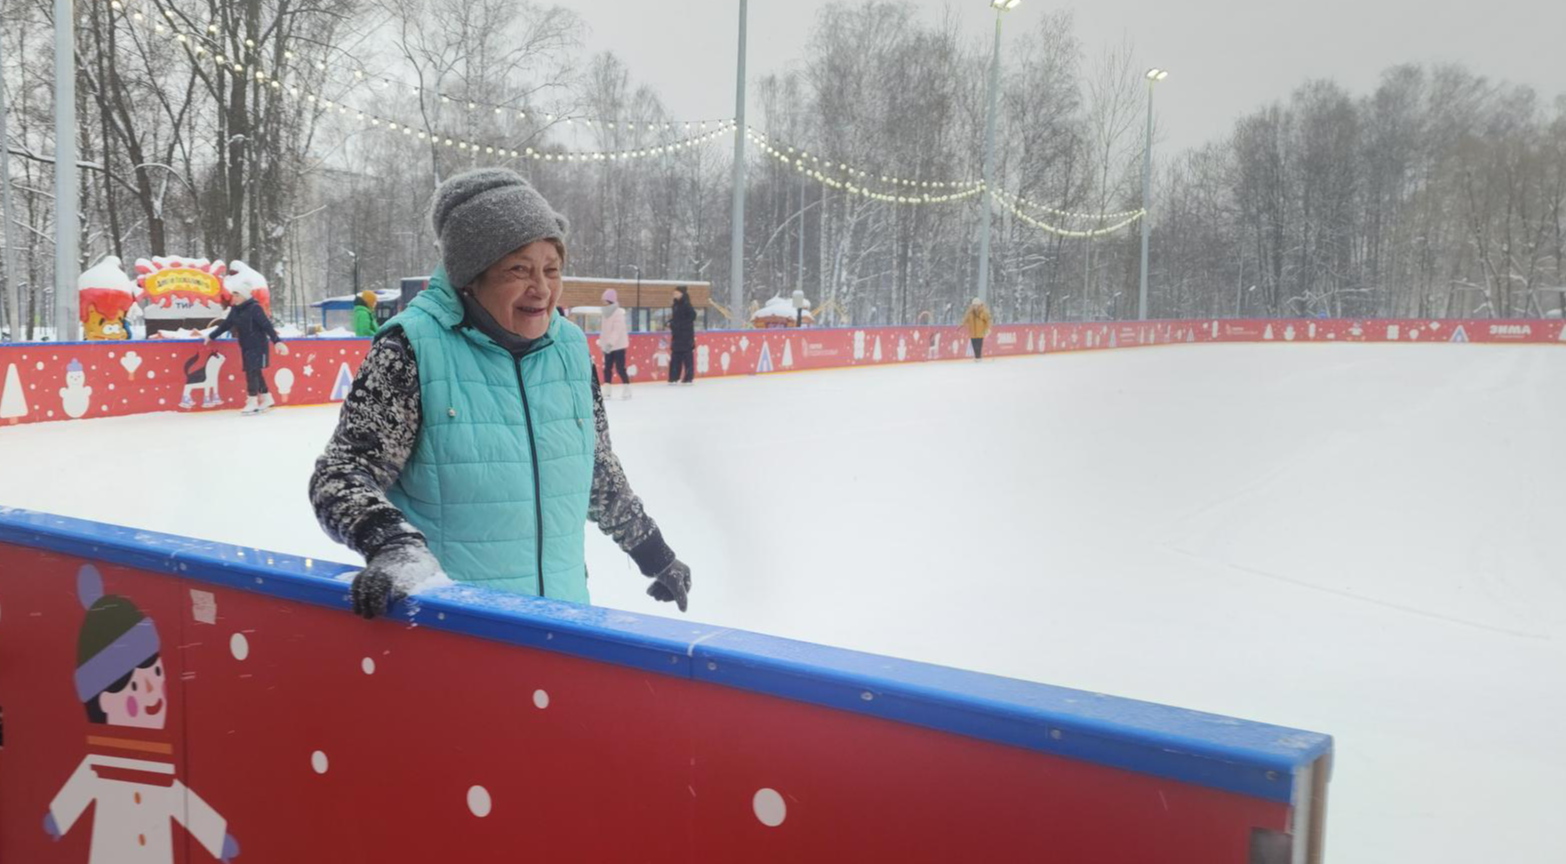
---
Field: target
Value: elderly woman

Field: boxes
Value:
[309,168,691,619]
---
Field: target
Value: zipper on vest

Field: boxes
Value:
[513,358,546,597]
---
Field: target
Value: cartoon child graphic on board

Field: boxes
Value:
[42,565,240,863]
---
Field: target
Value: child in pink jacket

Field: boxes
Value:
[599,289,631,400]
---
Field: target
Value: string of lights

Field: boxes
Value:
[103,0,729,131]
[747,129,985,205]
[98,1,1148,231]
[102,3,740,162]
[992,189,1145,238]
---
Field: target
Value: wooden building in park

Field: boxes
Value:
[561,277,718,332]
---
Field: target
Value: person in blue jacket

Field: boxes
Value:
[205,283,288,415]
[308,168,691,619]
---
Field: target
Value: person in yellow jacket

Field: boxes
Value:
[960,297,992,361]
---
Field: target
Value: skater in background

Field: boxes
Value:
[310,167,691,619]
[205,282,288,415]
[960,297,992,361]
[668,285,697,385]
[599,288,631,400]
[353,291,380,337]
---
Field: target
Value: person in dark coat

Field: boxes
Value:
[205,284,288,414]
[668,286,697,385]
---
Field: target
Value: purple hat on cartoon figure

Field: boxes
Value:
[72,565,160,703]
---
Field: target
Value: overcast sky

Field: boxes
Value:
[576,0,1566,154]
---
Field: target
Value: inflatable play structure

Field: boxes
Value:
[0,507,1332,862]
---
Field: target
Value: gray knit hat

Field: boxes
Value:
[430,168,569,291]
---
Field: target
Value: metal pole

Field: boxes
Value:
[54,0,79,341]
[0,11,23,341]
[1137,79,1154,321]
[796,169,805,294]
[729,0,748,323]
[976,10,1002,306]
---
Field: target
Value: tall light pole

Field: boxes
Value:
[0,6,22,340]
[976,0,1019,308]
[729,0,748,325]
[54,0,79,341]
[1137,67,1168,321]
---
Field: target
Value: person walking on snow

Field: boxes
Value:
[668,286,697,385]
[309,167,691,619]
[205,283,288,414]
[354,291,380,337]
[960,297,992,362]
[599,288,631,400]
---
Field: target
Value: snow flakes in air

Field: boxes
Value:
[361,657,376,675]
[230,632,249,660]
[467,785,492,818]
[532,689,549,709]
[311,751,329,774]
[753,788,786,827]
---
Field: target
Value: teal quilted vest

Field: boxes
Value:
[383,270,595,603]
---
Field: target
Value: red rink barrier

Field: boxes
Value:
[4,317,1558,427]
[0,508,1332,863]
[0,338,368,426]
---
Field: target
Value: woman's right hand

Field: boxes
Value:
[351,541,443,619]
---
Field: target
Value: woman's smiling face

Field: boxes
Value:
[471,240,565,340]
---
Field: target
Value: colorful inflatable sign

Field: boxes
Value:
[135,257,229,337]
[76,257,138,341]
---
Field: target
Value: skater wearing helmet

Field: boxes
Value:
[960,297,992,361]
[599,288,631,400]
[205,282,288,415]
[309,168,691,619]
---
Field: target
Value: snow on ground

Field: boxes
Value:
[2,343,1563,863]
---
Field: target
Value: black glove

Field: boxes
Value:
[351,542,442,619]
[647,559,691,612]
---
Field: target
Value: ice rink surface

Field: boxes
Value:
[3,342,1562,862]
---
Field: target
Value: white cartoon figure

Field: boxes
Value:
[697,344,712,374]
[59,359,94,418]
[853,331,866,360]
[1284,325,1296,341]
[180,350,226,408]
[44,566,240,864]
[898,338,908,361]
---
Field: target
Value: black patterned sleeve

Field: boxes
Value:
[586,375,677,576]
[308,330,427,560]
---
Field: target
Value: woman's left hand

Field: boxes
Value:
[648,559,691,613]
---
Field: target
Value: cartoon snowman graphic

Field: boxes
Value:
[59,359,93,419]
[43,566,240,863]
